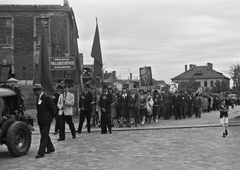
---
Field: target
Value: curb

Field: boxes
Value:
[32,123,240,135]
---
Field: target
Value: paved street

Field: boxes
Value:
[0,126,240,170]
[0,106,240,170]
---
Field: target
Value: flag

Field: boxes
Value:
[91,19,103,83]
[36,24,54,95]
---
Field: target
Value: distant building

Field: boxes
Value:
[171,63,230,88]
[0,1,79,83]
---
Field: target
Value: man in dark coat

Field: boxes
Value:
[78,84,93,133]
[33,84,56,159]
[98,85,113,134]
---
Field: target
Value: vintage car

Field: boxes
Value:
[0,83,33,157]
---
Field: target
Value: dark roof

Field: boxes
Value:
[171,66,230,80]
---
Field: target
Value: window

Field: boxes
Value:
[204,81,207,87]
[36,18,49,44]
[0,18,12,44]
[210,81,214,87]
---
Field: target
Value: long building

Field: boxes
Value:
[171,63,230,89]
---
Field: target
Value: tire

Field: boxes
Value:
[6,121,32,157]
[1,119,15,138]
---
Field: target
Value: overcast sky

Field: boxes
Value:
[2,0,240,83]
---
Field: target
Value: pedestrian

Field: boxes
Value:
[146,90,153,124]
[98,85,113,134]
[33,84,55,159]
[152,90,160,123]
[164,90,172,120]
[193,93,202,118]
[53,84,63,135]
[91,88,97,127]
[119,88,129,127]
[139,89,147,125]
[110,88,118,127]
[57,84,76,141]
[219,99,229,137]
[78,84,93,133]
[128,88,139,127]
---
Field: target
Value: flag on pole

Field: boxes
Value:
[36,23,54,95]
[91,18,103,84]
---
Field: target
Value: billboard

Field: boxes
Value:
[49,57,75,70]
[139,66,153,86]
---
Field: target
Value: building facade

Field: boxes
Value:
[171,63,230,89]
[0,2,79,83]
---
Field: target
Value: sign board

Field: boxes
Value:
[139,67,153,86]
[49,57,75,70]
[169,83,178,94]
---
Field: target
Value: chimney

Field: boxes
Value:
[130,73,132,80]
[185,65,187,72]
[207,63,213,69]
[189,64,195,70]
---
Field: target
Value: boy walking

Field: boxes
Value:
[219,99,229,137]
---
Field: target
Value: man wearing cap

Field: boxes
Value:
[53,84,63,135]
[57,84,76,141]
[99,85,113,134]
[33,84,56,159]
[78,83,93,133]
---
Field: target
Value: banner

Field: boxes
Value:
[139,67,153,86]
[169,83,178,93]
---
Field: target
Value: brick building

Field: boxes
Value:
[0,1,79,83]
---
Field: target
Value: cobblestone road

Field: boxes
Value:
[0,126,240,170]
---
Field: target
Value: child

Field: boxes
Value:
[219,99,229,137]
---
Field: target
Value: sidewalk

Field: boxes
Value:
[26,105,240,135]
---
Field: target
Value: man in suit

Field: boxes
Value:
[53,84,63,135]
[78,84,93,133]
[57,84,76,141]
[33,84,55,159]
[193,93,202,118]
[98,86,113,134]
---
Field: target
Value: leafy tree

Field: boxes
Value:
[211,80,230,93]
[178,81,200,92]
[229,63,240,94]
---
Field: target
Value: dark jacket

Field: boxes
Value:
[193,97,202,108]
[36,93,56,126]
[119,93,129,110]
[79,91,93,111]
[98,93,113,114]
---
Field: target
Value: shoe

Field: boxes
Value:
[54,132,58,135]
[118,125,123,128]
[77,131,81,134]
[225,130,228,136]
[135,124,137,127]
[88,131,91,133]
[46,150,55,154]
[57,139,65,141]
[35,155,44,159]
[109,131,112,134]
[223,133,226,137]
[72,135,76,139]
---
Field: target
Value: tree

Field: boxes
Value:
[211,80,230,93]
[229,63,240,93]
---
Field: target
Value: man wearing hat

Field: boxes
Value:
[57,84,76,140]
[53,84,63,135]
[33,84,56,159]
[98,85,113,134]
[78,83,93,133]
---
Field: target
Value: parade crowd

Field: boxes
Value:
[33,83,236,158]
[53,84,236,136]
